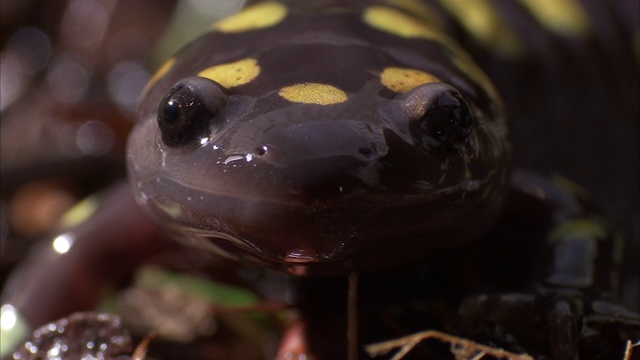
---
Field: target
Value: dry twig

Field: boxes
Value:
[132,332,159,360]
[365,330,534,360]
[623,340,640,360]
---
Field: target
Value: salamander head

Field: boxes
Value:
[127,5,510,276]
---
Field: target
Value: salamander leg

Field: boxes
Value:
[453,170,640,359]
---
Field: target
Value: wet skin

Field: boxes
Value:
[128,3,509,276]
[2,1,639,359]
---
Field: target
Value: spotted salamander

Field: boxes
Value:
[2,1,639,359]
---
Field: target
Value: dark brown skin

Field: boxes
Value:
[274,170,639,359]
[126,1,638,358]
[1,1,639,359]
[128,3,510,276]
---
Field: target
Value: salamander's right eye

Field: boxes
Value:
[392,82,475,154]
[157,77,228,147]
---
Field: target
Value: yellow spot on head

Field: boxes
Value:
[142,57,175,96]
[517,0,589,37]
[279,83,348,105]
[214,2,288,33]
[381,67,440,93]
[198,58,260,88]
[437,0,524,58]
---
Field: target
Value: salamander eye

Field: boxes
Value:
[400,83,475,153]
[157,76,228,147]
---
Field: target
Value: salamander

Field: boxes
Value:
[2,1,639,359]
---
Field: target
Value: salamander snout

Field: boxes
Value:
[248,120,385,197]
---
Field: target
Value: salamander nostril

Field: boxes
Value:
[357,147,377,161]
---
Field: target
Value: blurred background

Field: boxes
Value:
[0,0,248,289]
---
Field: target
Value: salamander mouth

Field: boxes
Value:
[167,225,352,276]
[132,171,503,276]
[134,166,489,212]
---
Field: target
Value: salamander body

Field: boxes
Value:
[2,1,638,359]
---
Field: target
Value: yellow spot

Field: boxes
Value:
[363,6,449,43]
[279,83,348,105]
[551,175,591,200]
[214,2,287,33]
[142,57,175,96]
[517,0,589,37]
[437,0,524,58]
[60,195,99,228]
[550,218,607,243]
[380,67,440,93]
[383,0,440,26]
[198,58,260,88]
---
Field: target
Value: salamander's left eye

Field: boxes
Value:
[397,83,475,153]
[157,76,228,147]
